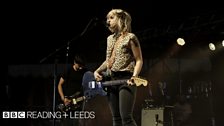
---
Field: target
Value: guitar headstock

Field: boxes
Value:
[132,77,148,86]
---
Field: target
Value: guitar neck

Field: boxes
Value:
[71,96,86,105]
[102,79,128,86]
[76,96,85,102]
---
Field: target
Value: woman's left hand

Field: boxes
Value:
[127,76,135,85]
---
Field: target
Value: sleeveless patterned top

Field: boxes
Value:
[106,33,139,72]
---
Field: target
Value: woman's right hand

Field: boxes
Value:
[63,98,71,106]
[94,71,103,81]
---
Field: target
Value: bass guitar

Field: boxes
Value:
[82,71,148,100]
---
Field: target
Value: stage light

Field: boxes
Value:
[222,40,224,47]
[177,38,185,46]
[209,43,216,51]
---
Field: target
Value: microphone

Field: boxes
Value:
[99,20,110,28]
[92,17,99,24]
[89,17,99,27]
[94,17,109,28]
[102,21,109,28]
[105,23,110,28]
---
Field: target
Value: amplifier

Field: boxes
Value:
[141,107,164,126]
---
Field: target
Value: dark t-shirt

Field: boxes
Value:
[61,64,88,97]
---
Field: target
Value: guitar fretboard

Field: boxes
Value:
[76,96,86,102]
[102,79,128,86]
[101,77,148,87]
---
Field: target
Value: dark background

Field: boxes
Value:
[3,0,224,126]
[3,0,223,64]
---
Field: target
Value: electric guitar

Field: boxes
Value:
[82,71,148,100]
[57,94,86,112]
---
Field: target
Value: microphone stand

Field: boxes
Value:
[39,17,97,126]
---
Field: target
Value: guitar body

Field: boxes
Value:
[82,71,107,100]
[57,94,85,112]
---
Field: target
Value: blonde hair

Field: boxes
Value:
[107,9,132,33]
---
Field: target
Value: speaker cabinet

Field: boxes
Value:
[141,108,164,126]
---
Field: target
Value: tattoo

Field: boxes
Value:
[97,61,107,72]
[131,36,139,47]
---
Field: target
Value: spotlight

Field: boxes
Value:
[177,38,185,46]
[209,43,216,51]
[222,40,224,47]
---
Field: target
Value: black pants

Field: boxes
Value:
[107,71,137,126]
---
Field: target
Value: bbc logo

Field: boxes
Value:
[2,111,26,118]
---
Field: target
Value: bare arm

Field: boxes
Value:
[130,36,143,77]
[95,60,107,73]
[94,60,107,81]
[57,77,71,105]
[57,77,65,101]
